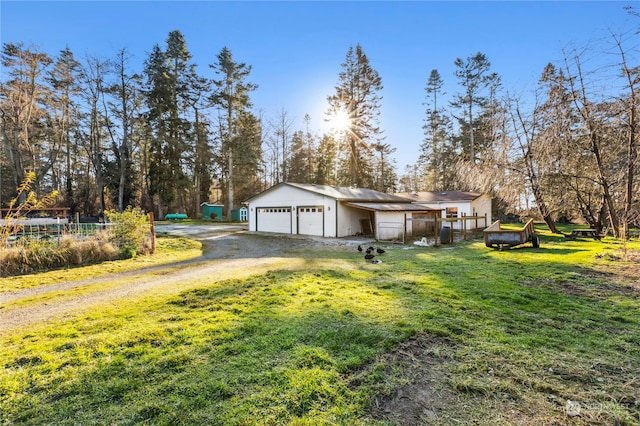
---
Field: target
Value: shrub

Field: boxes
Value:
[105,207,153,258]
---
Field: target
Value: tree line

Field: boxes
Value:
[1,13,638,236]
[409,8,638,237]
[0,31,393,220]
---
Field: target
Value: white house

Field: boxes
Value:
[395,190,492,230]
[247,182,439,241]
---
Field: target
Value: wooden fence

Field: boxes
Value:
[407,214,489,246]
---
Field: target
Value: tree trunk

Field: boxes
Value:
[118,158,126,212]
[228,150,234,217]
[590,132,621,237]
[157,198,164,221]
[530,183,560,234]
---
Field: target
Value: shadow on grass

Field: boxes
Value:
[6,268,417,424]
[484,244,586,254]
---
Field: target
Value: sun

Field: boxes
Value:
[329,108,352,133]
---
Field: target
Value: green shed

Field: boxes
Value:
[201,203,224,221]
[230,207,248,222]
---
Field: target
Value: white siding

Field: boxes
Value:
[470,195,492,226]
[248,185,336,237]
[336,204,371,237]
[417,195,491,230]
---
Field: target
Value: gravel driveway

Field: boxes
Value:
[0,225,363,335]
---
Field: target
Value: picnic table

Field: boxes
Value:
[568,229,603,239]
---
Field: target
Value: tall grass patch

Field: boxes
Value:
[1,235,201,292]
[1,208,158,277]
[0,234,121,276]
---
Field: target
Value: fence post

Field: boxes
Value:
[463,215,467,240]
[149,212,156,253]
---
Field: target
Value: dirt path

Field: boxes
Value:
[1,225,354,335]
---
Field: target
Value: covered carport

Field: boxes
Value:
[344,202,441,243]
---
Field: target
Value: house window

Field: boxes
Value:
[298,207,322,213]
[257,207,291,213]
[445,207,458,218]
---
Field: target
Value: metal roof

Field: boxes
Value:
[344,202,441,212]
[395,190,484,203]
[287,183,412,202]
[247,182,412,203]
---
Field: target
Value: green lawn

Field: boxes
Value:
[1,229,638,425]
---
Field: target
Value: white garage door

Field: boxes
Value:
[256,207,292,234]
[297,206,324,236]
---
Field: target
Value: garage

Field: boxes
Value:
[297,206,324,236]
[247,182,425,238]
[256,207,292,234]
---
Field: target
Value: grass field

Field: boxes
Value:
[1,228,638,425]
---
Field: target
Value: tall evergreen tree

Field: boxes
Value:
[326,44,384,188]
[371,142,397,192]
[164,30,195,213]
[233,111,263,203]
[315,134,338,185]
[209,46,257,216]
[143,31,197,218]
[286,130,308,183]
[451,52,492,164]
[184,68,212,213]
[144,44,173,218]
[419,69,458,190]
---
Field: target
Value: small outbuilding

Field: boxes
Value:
[395,190,492,230]
[201,203,224,221]
[247,182,439,241]
[231,207,248,222]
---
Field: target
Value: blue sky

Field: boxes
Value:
[1,1,636,169]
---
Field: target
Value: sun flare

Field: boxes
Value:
[329,108,352,133]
